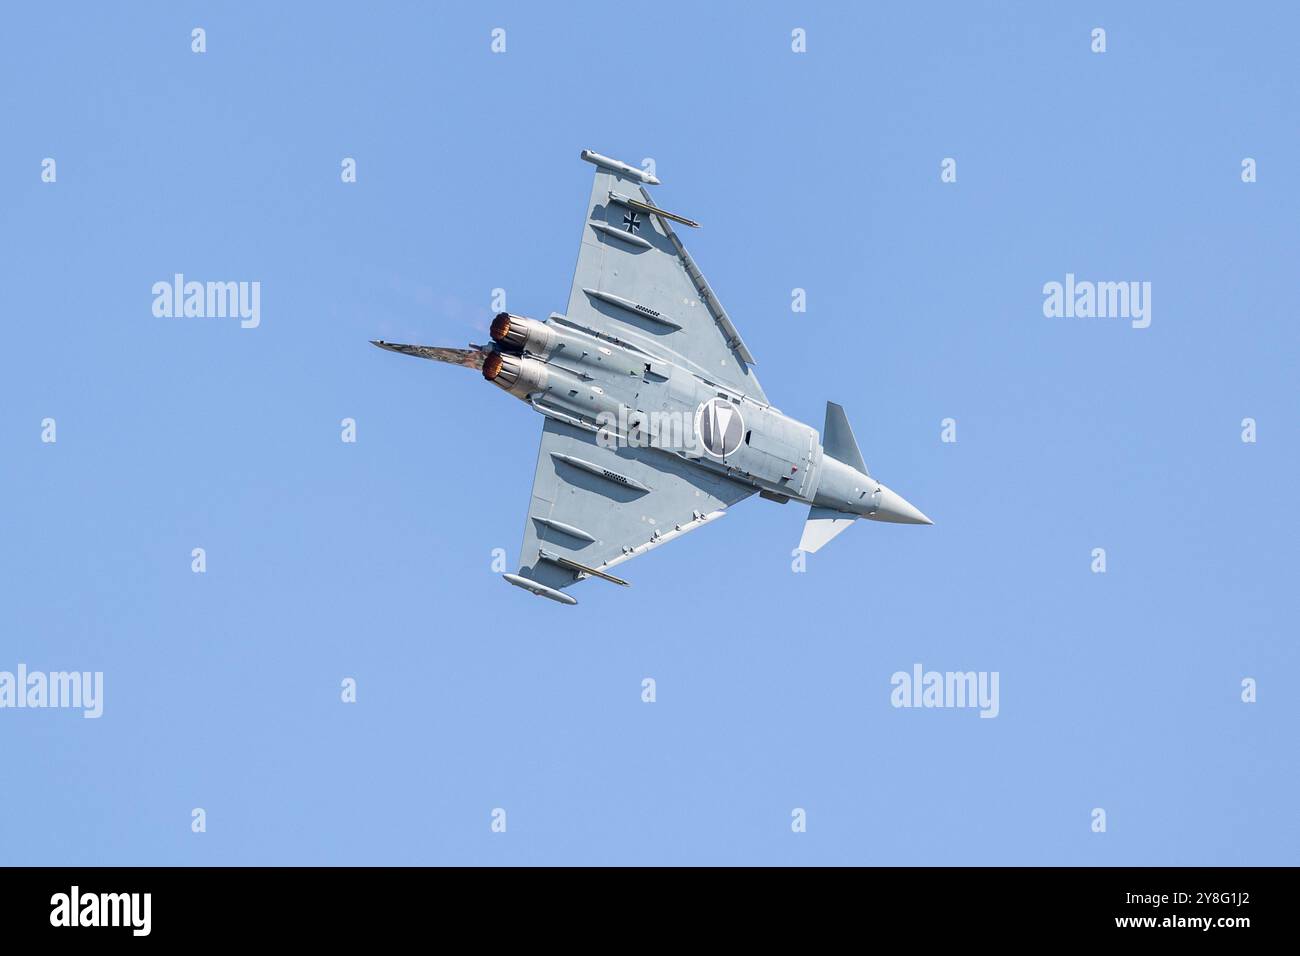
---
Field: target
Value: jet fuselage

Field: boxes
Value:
[482,311,930,526]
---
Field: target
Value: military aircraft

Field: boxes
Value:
[373,150,931,605]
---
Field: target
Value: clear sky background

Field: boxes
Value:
[2,2,1296,865]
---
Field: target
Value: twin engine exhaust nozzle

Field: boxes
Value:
[484,313,549,397]
[489,312,554,356]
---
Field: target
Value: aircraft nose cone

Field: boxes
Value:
[871,483,933,525]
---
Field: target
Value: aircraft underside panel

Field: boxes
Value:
[514,418,757,598]
[563,163,769,405]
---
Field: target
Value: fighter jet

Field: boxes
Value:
[373,150,931,605]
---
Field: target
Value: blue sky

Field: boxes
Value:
[2,2,1295,865]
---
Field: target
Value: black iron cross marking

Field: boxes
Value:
[623,211,641,234]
